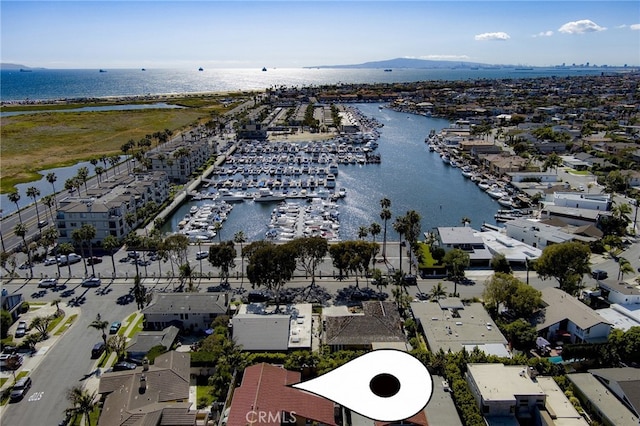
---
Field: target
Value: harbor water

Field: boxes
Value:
[162,103,503,241]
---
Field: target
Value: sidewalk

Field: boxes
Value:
[0,303,81,418]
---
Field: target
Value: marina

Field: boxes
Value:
[162,103,508,241]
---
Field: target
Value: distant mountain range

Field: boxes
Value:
[307,57,522,69]
[0,63,45,70]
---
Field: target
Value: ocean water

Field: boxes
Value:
[0,67,612,102]
[1,66,612,240]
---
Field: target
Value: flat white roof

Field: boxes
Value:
[478,229,542,262]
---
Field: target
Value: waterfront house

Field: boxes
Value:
[504,217,576,248]
[410,299,509,356]
[535,287,611,344]
[231,303,312,351]
[97,351,194,426]
[434,226,492,266]
[142,292,230,332]
[226,363,339,426]
[466,363,587,425]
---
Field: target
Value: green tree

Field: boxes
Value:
[208,241,236,284]
[442,248,470,296]
[103,234,120,277]
[287,236,328,288]
[133,274,147,310]
[14,223,32,278]
[617,256,634,281]
[26,186,42,230]
[88,313,109,347]
[490,253,512,274]
[65,386,97,426]
[428,282,447,300]
[233,231,247,287]
[58,242,75,277]
[535,241,591,296]
[8,191,23,224]
[380,198,392,260]
[30,315,54,340]
[245,241,297,305]
[369,222,381,242]
[46,172,58,208]
[107,334,128,360]
[502,319,537,350]
[179,262,194,292]
[1,310,12,339]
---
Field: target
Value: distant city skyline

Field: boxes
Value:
[1,1,639,69]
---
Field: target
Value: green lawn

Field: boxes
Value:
[417,242,438,268]
[126,315,144,339]
[197,385,215,408]
[55,314,78,336]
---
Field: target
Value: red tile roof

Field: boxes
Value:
[227,363,337,426]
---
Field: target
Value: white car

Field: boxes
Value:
[196,251,208,260]
[38,278,58,288]
[81,276,101,287]
[44,257,58,266]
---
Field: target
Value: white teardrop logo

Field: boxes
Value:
[292,349,433,421]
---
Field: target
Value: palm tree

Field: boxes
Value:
[369,222,381,242]
[393,215,407,276]
[76,167,89,195]
[357,226,369,240]
[428,282,447,300]
[88,313,109,347]
[81,224,97,276]
[26,186,42,229]
[71,229,88,275]
[94,166,105,186]
[8,191,23,224]
[213,221,223,243]
[65,386,96,426]
[380,197,392,260]
[618,257,634,281]
[58,242,75,277]
[179,262,194,292]
[103,235,120,277]
[14,223,32,278]
[233,231,247,287]
[46,172,58,208]
[51,298,62,315]
[42,194,56,225]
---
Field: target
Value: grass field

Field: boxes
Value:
[0,94,246,193]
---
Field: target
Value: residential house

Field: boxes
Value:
[323,301,406,352]
[597,280,640,305]
[126,326,180,361]
[504,218,576,248]
[1,289,23,322]
[226,363,339,426]
[568,372,639,426]
[466,363,588,425]
[142,292,230,332]
[410,299,509,356]
[97,351,195,426]
[434,226,492,266]
[536,287,611,344]
[231,303,312,351]
[588,368,640,418]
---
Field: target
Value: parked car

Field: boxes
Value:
[38,278,58,288]
[127,251,140,259]
[81,276,101,287]
[58,253,81,265]
[9,376,32,402]
[15,321,27,338]
[44,257,58,266]
[0,353,23,370]
[196,251,208,260]
[91,343,105,359]
[37,220,48,228]
[403,274,417,285]
[592,269,608,280]
[18,262,33,270]
[87,256,103,265]
[112,361,137,371]
[109,321,121,334]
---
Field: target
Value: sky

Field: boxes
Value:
[1,1,639,69]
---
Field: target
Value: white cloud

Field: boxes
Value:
[631,23,640,30]
[533,31,553,38]
[558,19,606,34]
[414,54,471,61]
[474,32,510,41]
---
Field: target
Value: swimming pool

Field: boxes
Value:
[548,356,564,364]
